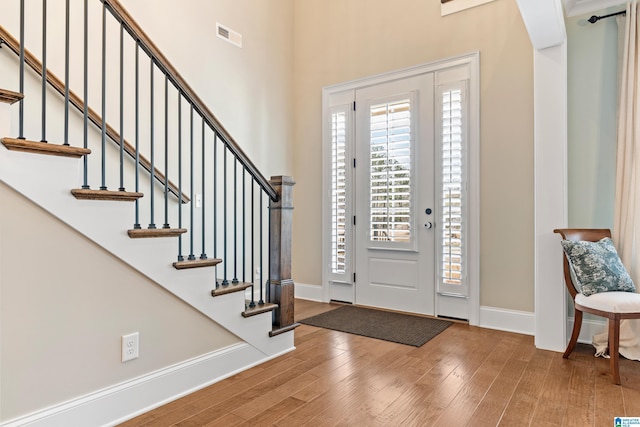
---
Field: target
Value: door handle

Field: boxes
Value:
[424,221,433,229]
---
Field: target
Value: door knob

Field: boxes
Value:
[424,221,433,229]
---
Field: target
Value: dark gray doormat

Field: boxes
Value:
[300,305,452,347]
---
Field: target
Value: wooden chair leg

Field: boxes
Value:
[608,317,621,385]
[564,308,582,358]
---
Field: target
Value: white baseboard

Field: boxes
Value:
[295,282,324,302]
[569,316,606,345]
[1,343,294,427]
[478,306,606,348]
[479,306,536,336]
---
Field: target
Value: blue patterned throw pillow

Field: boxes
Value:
[560,237,635,297]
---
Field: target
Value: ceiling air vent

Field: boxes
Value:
[216,22,242,48]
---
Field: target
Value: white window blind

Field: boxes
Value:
[331,110,348,274]
[369,99,412,244]
[440,88,465,290]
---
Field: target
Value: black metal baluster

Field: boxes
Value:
[81,0,89,188]
[200,119,206,259]
[248,176,255,308]
[188,105,195,260]
[118,24,125,191]
[267,198,272,303]
[213,133,218,287]
[163,75,170,228]
[63,0,70,146]
[133,44,141,228]
[100,2,107,190]
[259,190,264,304]
[177,94,184,261]
[40,0,47,143]
[232,158,238,284]
[222,146,228,285]
[18,0,24,139]
[242,168,246,283]
[148,60,156,229]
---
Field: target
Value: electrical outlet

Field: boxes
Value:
[195,193,202,208]
[121,332,139,363]
[255,267,261,281]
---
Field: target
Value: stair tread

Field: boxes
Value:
[128,228,187,238]
[1,137,91,158]
[211,282,252,297]
[270,322,300,337]
[242,302,278,318]
[0,89,24,105]
[173,258,222,269]
[72,188,143,202]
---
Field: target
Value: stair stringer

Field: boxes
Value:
[0,144,294,358]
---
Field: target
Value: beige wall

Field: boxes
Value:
[292,0,535,311]
[0,183,239,421]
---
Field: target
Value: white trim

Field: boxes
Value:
[571,316,607,344]
[479,306,536,336]
[516,0,566,50]
[441,0,496,16]
[295,282,325,302]
[323,52,480,96]
[321,52,480,325]
[533,42,569,352]
[0,343,295,427]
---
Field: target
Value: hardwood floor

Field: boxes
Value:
[119,299,640,426]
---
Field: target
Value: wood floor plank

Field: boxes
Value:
[561,344,597,427]
[469,334,536,426]
[494,344,554,425]
[118,300,640,427]
[594,356,626,426]
[620,350,640,418]
[237,397,306,426]
[529,347,574,425]
[397,325,500,426]
[432,332,522,425]
[230,373,318,420]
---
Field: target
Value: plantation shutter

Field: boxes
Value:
[438,83,468,296]
[330,104,353,282]
[368,95,415,250]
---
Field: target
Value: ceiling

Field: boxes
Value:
[563,0,625,17]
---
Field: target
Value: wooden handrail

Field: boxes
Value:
[0,25,190,203]
[103,0,278,202]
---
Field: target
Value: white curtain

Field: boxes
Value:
[614,1,640,279]
[594,0,640,361]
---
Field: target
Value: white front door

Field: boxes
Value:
[354,74,436,315]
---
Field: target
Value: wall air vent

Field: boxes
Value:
[216,22,242,48]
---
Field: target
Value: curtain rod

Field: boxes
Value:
[588,10,625,24]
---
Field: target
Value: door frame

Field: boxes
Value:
[321,52,480,325]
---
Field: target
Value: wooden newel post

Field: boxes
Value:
[269,175,298,333]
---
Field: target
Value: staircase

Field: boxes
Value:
[0,1,297,425]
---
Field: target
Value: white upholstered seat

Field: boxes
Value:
[576,292,640,314]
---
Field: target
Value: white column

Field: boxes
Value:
[534,42,568,352]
